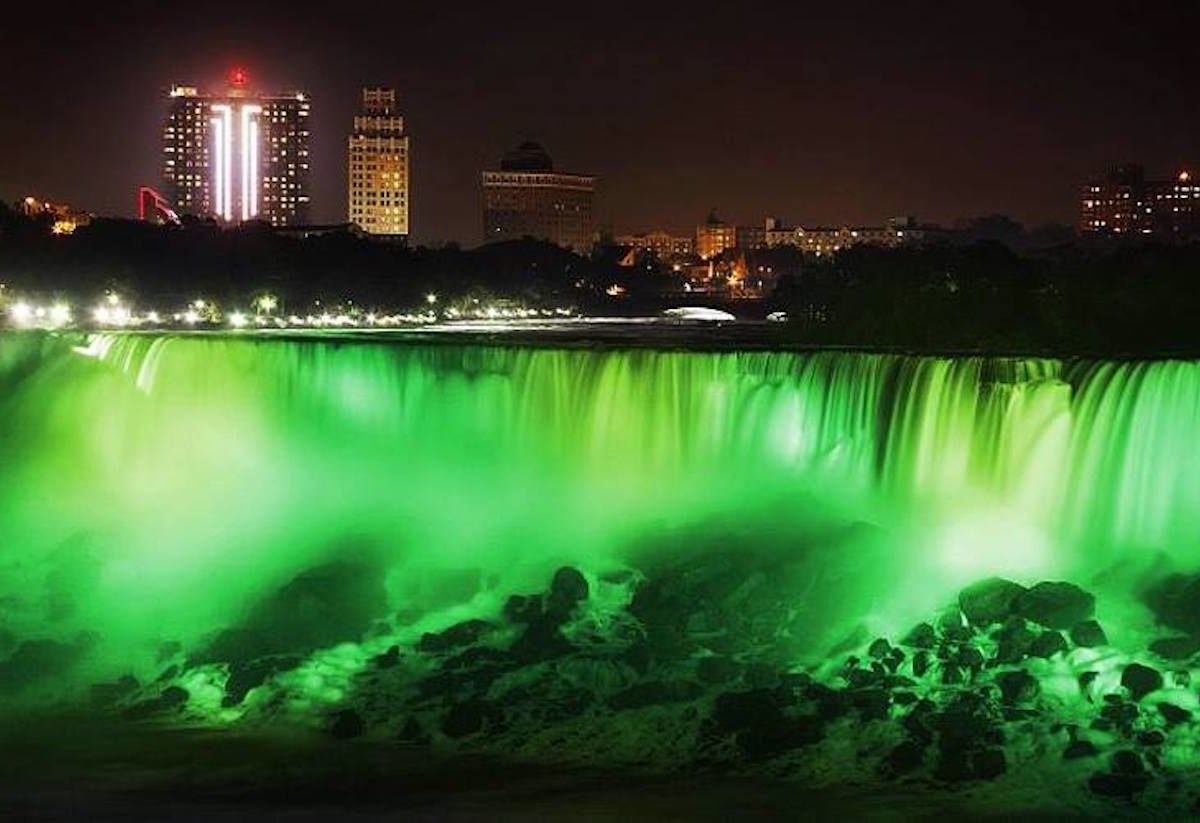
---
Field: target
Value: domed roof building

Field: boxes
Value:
[500,141,555,173]
[481,141,596,253]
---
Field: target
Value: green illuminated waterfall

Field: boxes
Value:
[2,331,1199,716]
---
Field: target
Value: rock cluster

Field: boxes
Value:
[78,558,1200,812]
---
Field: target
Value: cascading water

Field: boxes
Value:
[4,330,1200,813]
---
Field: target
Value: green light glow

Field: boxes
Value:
[3,331,1200,805]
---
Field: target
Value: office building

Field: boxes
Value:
[348,87,410,238]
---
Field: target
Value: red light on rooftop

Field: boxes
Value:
[229,67,248,87]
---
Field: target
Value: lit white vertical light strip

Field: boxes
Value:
[210,114,223,218]
[240,104,262,220]
[211,104,233,220]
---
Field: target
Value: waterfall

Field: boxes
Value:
[2,331,1199,692]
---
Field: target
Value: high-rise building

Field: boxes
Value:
[162,69,311,226]
[1081,164,1198,238]
[348,87,410,238]
[481,141,596,253]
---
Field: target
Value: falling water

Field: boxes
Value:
[2,331,1199,703]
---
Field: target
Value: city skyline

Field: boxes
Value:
[2,2,1197,244]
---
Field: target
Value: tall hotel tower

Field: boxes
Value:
[348,87,410,238]
[162,69,311,226]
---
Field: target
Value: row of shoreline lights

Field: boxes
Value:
[5,293,577,330]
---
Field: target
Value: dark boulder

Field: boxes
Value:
[200,561,386,664]
[1014,582,1094,630]
[1137,729,1166,747]
[547,567,589,617]
[0,637,90,693]
[901,622,936,649]
[1158,702,1192,726]
[1149,635,1200,661]
[712,688,784,734]
[1089,772,1151,798]
[696,656,739,685]
[1028,630,1068,659]
[89,675,139,707]
[328,709,365,740]
[996,671,1039,705]
[122,685,189,721]
[971,748,1006,780]
[223,656,302,706]
[884,740,926,775]
[510,614,574,663]
[1142,573,1200,636]
[959,578,1026,626]
[868,638,892,659]
[371,645,402,669]
[1064,740,1099,760]
[442,699,498,738]
[502,594,543,624]
[397,716,431,744]
[737,715,823,759]
[1069,620,1108,648]
[1121,663,1164,701]
[992,619,1037,664]
[417,619,494,654]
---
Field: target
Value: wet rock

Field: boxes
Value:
[510,614,574,663]
[1014,582,1095,630]
[1069,620,1108,648]
[90,675,139,707]
[959,577,1026,626]
[1143,573,1200,636]
[122,685,189,720]
[992,619,1037,664]
[868,638,892,659]
[397,716,431,745]
[902,622,936,649]
[328,709,365,740]
[1089,772,1151,798]
[371,645,401,669]
[957,646,985,670]
[1112,749,1145,775]
[743,662,781,690]
[996,671,1039,705]
[502,594,543,624]
[547,566,589,617]
[850,688,891,721]
[971,748,1006,780]
[0,637,89,693]
[1028,630,1068,659]
[442,699,497,738]
[1137,729,1166,747]
[200,561,387,663]
[712,688,785,734]
[223,656,302,706]
[885,740,926,775]
[1121,663,1164,701]
[1064,740,1099,760]
[696,656,739,685]
[417,619,494,654]
[1149,635,1200,661]
[609,679,703,711]
[737,715,824,759]
[1158,702,1192,726]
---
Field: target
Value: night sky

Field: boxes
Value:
[1,1,1196,244]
